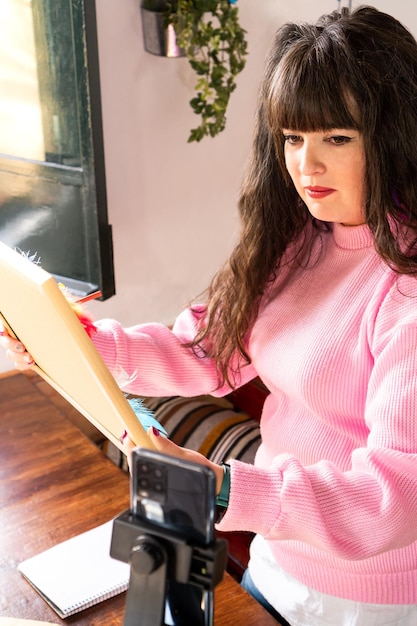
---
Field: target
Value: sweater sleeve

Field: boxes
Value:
[91,306,256,397]
[217,313,417,561]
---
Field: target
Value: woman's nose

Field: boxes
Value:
[299,143,325,175]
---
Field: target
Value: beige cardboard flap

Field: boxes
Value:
[0,242,154,451]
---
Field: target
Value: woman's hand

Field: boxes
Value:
[121,427,224,495]
[0,327,34,369]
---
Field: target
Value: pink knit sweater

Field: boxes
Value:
[92,222,417,605]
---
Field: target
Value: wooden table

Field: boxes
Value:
[0,374,279,625]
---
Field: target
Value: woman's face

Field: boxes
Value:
[282,128,366,226]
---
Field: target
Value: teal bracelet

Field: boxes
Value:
[216,463,231,508]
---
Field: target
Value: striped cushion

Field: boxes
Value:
[139,395,261,464]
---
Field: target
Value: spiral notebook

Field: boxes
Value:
[18,520,130,618]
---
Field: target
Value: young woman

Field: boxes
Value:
[5,6,417,624]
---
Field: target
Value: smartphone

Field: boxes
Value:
[130,447,216,546]
[130,447,217,626]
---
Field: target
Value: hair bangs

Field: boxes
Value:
[266,42,360,134]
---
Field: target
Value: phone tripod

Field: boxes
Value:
[111,510,228,626]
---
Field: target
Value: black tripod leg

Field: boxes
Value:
[123,535,168,626]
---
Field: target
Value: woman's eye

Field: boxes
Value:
[283,134,302,145]
[328,135,352,145]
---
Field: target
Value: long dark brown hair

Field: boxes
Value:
[187,5,417,387]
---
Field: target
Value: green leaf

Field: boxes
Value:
[164,0,248,142]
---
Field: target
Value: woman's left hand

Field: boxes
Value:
[121,427,224,495]
[0,326,35,369]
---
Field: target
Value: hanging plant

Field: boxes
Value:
[142,0,248,142]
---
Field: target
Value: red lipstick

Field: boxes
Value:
[305,186,335,199]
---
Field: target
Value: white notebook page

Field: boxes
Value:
[18,520,129,618]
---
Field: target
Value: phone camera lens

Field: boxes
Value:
[138,477,149,490]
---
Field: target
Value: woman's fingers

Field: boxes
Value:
[0,329,34,369]
[146,426,224,492]
[119,427,223,493]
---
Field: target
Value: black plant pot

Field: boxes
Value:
[140,8,185,58]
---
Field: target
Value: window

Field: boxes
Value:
[0,0,115,299]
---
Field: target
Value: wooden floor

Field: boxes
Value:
[0,369,105,446]
[0,369,130,475]
[0,370,255,584]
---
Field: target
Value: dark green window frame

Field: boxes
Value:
[0,0,115,300]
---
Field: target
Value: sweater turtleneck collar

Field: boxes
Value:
[331,222,373,250]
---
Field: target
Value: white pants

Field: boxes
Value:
[248,535,417,626]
